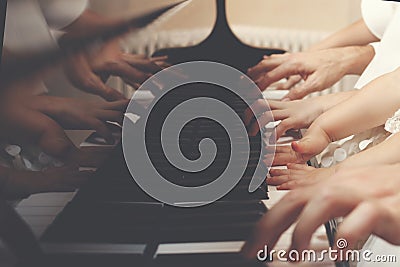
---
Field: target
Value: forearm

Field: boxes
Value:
[317,90,359,113]
[338,133,400,170]
[308,19,379,51]
[313,69,400,142]
[341,45,375,75]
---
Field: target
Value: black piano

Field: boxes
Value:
[39,1,285,266]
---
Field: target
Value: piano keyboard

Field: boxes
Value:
[13,127,333,267]
[13,1,334,264]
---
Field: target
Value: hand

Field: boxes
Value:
[247,46,373,100]
[269,163,336,190]
[242,164,400,259]
[64,38,168,101]
[25,96,128,143]
[245,98,324,138]
[0,165,92,199]
[0,85,127,162]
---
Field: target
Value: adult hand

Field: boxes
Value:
[64,38,168,101]
[247,46,374,100]
[0,85,127,163]
[26,96,128,143]
[242,164,400,259]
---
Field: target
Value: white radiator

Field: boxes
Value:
[124,25,358,96]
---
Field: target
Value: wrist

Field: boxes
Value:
[343,45,374,75]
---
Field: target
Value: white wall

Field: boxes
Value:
[91,0,362,32]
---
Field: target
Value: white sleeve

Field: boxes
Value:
[38,0,89,30]
[361,0,397,39]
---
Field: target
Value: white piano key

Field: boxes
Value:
[263,90,290,100]
[41,243,146,255]
[156,241,245,255]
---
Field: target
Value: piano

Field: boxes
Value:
[13,1,335,266]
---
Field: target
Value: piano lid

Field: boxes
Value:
[153,0,285,72]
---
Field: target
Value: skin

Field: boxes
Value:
[269,132,400,190]
[247,18,379,100]
[271,67,400,167]
[242,164,400,259]
[245,90,357,138]
[61,10,169,101]
[248,46,374,100]
[0,79,128,164]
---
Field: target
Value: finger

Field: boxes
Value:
[103,99,130,111]
[96,110,124,124]
[80,73,126,101]
[121,54,163,73]
[291,134,328,160]
[154,61,172,69]
[242,189,311,259]
[268,175,291,186]
[269,168,290,177]
[37,119,80,163]
[271,109,289,121]
[245,99,270,126]
[287,163,314,171]
[150,55,168,62]
[257,62,303,90]
[249,111,274,136]
[283,75,321,100]
[268,100,287,110]
[277,179,315,190]
[129,54,147,60]
[102,85,126,101]
[274,118,295,140]
[106,60,152,84]
[335,201,381,251]
[272,150,303,166]
[291,191,356,252]
[87,118,113,144]
[275,75,302,90]
[247,55,288,80]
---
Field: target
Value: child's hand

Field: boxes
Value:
[269,163,337,190]
[245,98,325,138]
[268,124,331,166]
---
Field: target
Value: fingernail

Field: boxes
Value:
[282,98,290,102]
